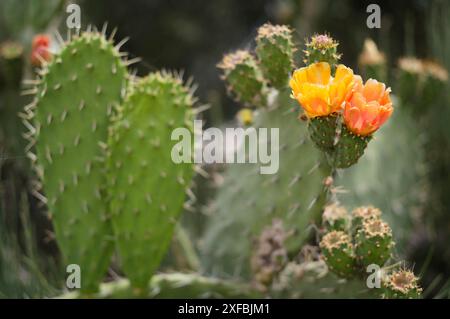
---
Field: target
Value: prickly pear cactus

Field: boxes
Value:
[200,90,330,278]
[24,32,128,292]
[382,269,422,299]
[108,72,196,290]
[217,50,267,107]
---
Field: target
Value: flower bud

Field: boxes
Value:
[31,34,52,67]
[256,23,295,89]
[383,269,422,299]
[355,218,394,268]
[320,230,357,278]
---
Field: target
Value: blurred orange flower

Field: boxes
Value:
[343,76,393,136]
[289,62,354,118]
[31,34,52,67]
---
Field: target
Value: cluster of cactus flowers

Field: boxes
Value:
[290,34,393,168]
[320,204,421,298]
[21,27,197,294]
[219,23,422,299]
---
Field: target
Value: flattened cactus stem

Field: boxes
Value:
[322,203,350,232]
[255,23,295,89]
[218,50,267,107]
[304,33,341,69]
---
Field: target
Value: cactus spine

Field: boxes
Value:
[24,31,128,292]
[108,72,196,290]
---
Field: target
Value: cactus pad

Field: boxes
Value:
[255,23,294,89]
[320,231,357,278]
[218,50,267,107]
[333,125,371,168]
[303,34,341,66]
[308,115,338,153]
[28,32,128,292]
[108,72,195,290]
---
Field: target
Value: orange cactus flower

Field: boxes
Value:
[290,62,354,118]
[343,76,393,136]
[31,34,52,67]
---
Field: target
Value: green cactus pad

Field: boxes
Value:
[382,269,422,299]
[218,50,267,107]
[322,204,350,232]
[308,114,338,153]
[108,72,195,290]
[201,89,330,279]
[28,32,128,292]
[255,23,295,89]
[355,218,393,268]
[333,125,371,168]
[320,231,357,278]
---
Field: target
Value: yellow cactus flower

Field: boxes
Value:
[289,62,354,118]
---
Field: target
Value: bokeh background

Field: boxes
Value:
[1,0,450,298]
